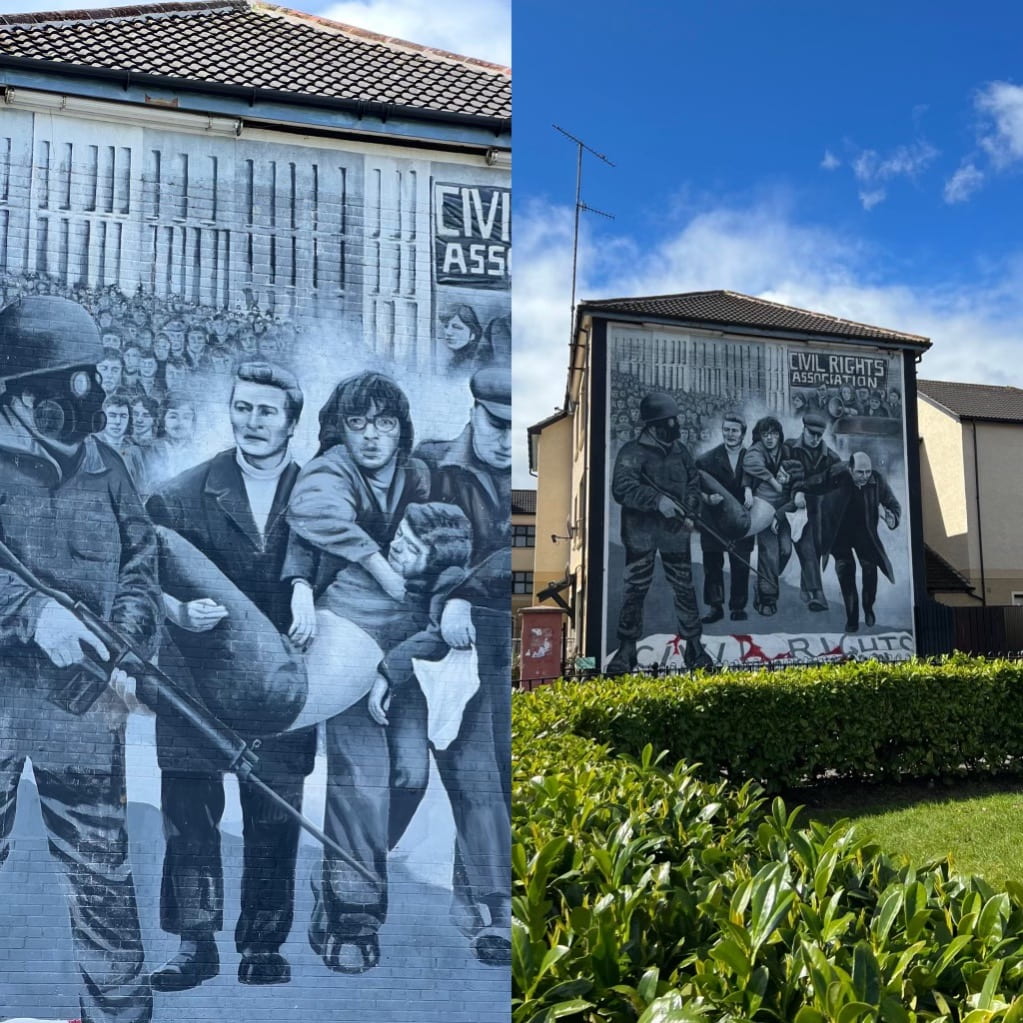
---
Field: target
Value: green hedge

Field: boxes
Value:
[518,655,1023,791]
[512,656,1023,1022]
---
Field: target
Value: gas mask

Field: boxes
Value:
[23,366,106,444]
[651,417,681,445]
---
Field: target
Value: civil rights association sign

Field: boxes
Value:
[433,182,511,289]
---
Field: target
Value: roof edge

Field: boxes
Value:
[579,289,931,347]
[0,54,512,136]
[255,2,510,75]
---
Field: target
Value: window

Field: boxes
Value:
[512,524,536,548]
[1013,593,1023,606]
[512,571,534,595]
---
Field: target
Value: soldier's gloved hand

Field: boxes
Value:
[441,598,475,649]
[179,597,229,632]
[288,580,316,649]
[706,494,724,507]
[657,495,680,518]
[34,599,110,668]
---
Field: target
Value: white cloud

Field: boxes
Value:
[858,188,887,211]
[832,138,938,209]
[0,0,511,65]
[977,81,1023,167]
[943,161,984,204]
[512,198,1023,485]
[820,150,841,170]
[317,0,510,64]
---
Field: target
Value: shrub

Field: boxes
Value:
[519,655,1023,791]
[512,658,1023,1022]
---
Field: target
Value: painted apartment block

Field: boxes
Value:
[0,4,510,1022]
[531,290,931,672]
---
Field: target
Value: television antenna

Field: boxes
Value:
[553,124,614,335]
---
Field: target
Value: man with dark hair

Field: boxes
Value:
[0,296,158,1022]
[787,412,842,612]
[146,360,314,990]
[820,451,900,632]
[97,388,136,461]
[606,390,713,675]
[743,416,794,616]
[697,413,754,623]
[97,346,124,394]
[285,370,429,974]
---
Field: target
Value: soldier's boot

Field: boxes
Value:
[683,636,715,672]
[151,934,220,992]
[605,639,637,677]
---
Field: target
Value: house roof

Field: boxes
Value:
[918,379,1023,424]
[511,488,536,515]
[924,544,975,595]
[580,290,930,348]
[0,1,510,121]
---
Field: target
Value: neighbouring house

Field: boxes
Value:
[918,379,1023,606]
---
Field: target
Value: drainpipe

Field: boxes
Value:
[971,421,987,606]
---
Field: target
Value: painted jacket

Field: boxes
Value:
[612,433,699,554]
[819,469,901,584]
[284,444,430,608]
[0,406,160,702]
[416,424,510,612]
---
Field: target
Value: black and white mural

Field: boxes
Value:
[603,326,914,673]
[0,110,509,1023]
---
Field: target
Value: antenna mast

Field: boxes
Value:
[553,124,614,339]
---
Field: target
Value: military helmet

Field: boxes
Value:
[639,391,681,426]
[0,296,103,381]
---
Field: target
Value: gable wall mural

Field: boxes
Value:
[602,323,914,674]
[0,106,510,1023]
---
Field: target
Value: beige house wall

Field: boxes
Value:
[532,414,575,615]
[917,397,971,585]
[918,396,1023,605]
[972,420,1023,604]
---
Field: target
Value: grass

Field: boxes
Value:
[787,776,1023,890]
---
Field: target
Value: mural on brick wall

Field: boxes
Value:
[0,110,509,1023]
[603,326,914,674]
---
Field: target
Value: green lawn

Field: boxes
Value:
[789,777,1023,890]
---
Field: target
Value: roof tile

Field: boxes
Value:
[918,379,1023,423]
[0,0,510,121]
[582,290,930,347]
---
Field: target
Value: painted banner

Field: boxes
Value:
[603,324,914,673]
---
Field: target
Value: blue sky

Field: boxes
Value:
[6,0,1023,486]
[511,1,1023,483]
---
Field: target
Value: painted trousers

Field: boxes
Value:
[794,519,825,599]
[615,546,702,641]
[159,762,304,953]
[754,518,793,603]
[0,735,151,1023]
[834,543,879,623]
[701,538,755,611]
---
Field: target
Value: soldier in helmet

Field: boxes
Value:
[605,390,713,674]
[0,296,159,1022]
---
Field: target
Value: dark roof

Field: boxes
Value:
[580,290,930,348]
[0,1,510,121]
[924,544,975,595]
[511,489,536,515]
[918,379,1023,424]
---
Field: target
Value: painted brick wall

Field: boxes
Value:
[0,105,510,1023]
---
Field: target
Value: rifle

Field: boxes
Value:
[639,471,771,587]
[0,537,377,885]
